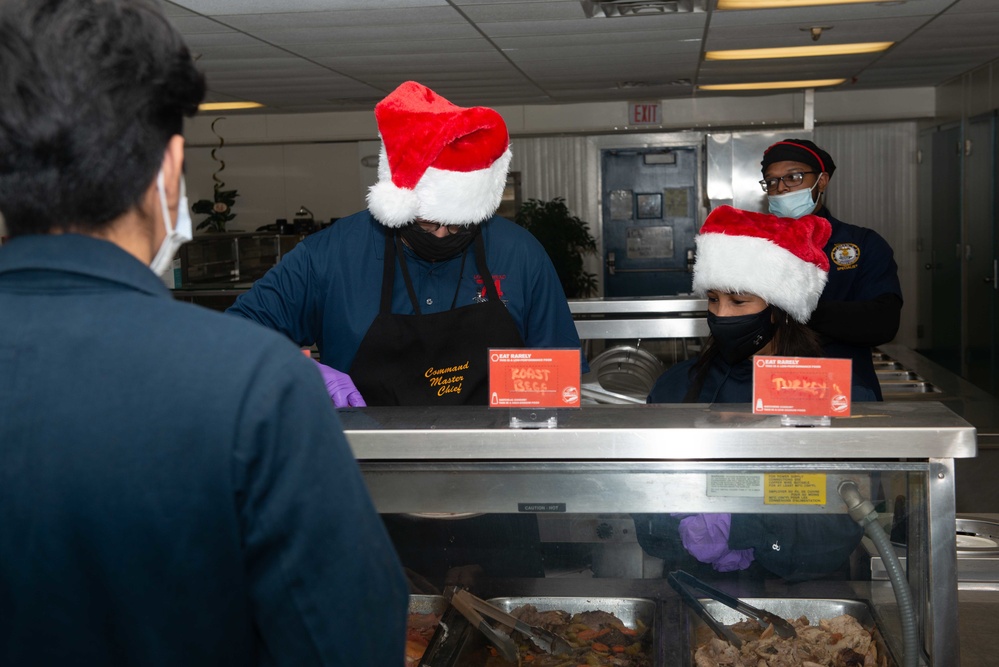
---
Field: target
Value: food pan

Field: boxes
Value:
[684,598,897,667]
[489,596,654,628]
[448,596,655,666]
[410,594,449,616]
[408,595,449,667]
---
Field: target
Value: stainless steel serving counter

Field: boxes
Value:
[339,402,974,460]
[342,402,975,665]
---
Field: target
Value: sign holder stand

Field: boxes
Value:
[780,414,831,428]
[508,409,558,429]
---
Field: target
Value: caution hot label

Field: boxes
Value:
[764,473,827,505]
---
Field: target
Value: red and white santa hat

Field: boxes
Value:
[366,81,513,228]
[692,205,832,323]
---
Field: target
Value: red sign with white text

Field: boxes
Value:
[488,349,581,409]
[752,356,852,417]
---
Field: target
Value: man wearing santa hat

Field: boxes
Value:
[637,206,871,583]
[759,139,902,400]
[228,81,584,408]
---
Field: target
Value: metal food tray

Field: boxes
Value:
[410,594,449,616]
[447,596,655,666]
[684,598,897,667]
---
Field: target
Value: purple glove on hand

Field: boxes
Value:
[676,513,754,572]
[311,358,366,407]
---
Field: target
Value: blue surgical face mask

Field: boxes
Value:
[767,178,820,219]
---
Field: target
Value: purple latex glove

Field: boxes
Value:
[677,513,755,572]
[311,358,366,407]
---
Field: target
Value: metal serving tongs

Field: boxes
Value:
[445,587,573,660]
[667,570,797,648]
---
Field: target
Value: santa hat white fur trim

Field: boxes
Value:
[367,145,513,228]
[692,232,828,323]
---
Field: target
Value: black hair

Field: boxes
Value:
[683,306,823,402]
[0,0,205,236]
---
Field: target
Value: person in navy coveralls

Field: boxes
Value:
[759,139,903,400]
[0,1,408,665]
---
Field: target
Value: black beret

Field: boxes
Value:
[761,139,836,177]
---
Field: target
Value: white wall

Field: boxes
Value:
[185,141,368,232]
[182,86,934,237]
[184,87,935,147]
[815,122,919,350]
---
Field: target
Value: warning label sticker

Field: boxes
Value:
[764,473,827,505]
[706,474,764,497]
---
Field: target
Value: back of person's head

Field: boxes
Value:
[0,0,205,237]
[693,205,832,324]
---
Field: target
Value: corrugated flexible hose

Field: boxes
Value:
[838,480,920,667]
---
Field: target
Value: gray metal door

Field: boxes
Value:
[965,114,998,393]
[601,147,697,297]
[928,125,963,375]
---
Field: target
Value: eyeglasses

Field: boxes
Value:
[759,171,818,193]
[414,220,469,236]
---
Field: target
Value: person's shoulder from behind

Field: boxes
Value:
[155,297,323,399]
[647,357,698,404]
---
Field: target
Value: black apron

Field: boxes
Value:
[349,229,524,406]
[358,230,544,583]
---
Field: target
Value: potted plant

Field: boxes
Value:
[515,197,598,298]
[191,187,238,233]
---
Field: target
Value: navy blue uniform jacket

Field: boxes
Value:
[814,209,902,399]
[0,235,408,666]
[227,211,587,374]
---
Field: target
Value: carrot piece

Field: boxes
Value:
[611,645,626,653]
[576,627,602,641]
[591,642,610,652]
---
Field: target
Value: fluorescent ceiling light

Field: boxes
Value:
[699,78,845,91]
[706,42,892,60]
[717,0,886,8]
[198,102,263,111]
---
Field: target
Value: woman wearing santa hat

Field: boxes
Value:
[635,206,873,582]
[649,205,876,404]
[228,81,584,408]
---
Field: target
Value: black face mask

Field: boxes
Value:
[399,224,477,262]
[707,306,776,365]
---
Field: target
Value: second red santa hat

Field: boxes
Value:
[693,205,832,323]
